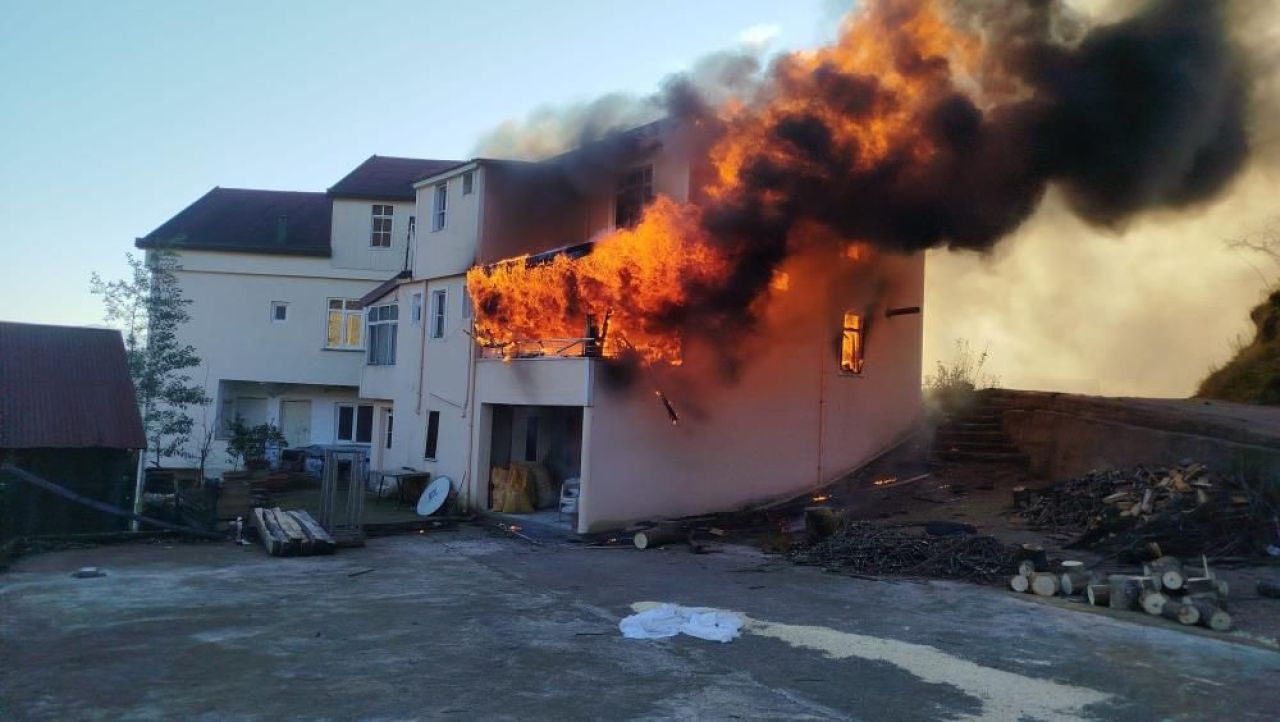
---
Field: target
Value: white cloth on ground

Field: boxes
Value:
[618,603,743,643]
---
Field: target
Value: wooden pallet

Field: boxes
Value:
[251,507,337,556]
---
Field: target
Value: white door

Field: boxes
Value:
[280,400,312,448]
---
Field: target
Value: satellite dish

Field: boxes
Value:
[417,476,452,517]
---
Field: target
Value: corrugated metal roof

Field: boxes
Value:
[0,322,146,449]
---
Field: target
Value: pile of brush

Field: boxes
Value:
[791,520,1016,583]
[1014,460,1276,561]
[1009,544,1232,632]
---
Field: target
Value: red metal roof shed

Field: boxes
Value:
[0,322,146,450]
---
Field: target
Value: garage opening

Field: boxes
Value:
[486,404,583,530]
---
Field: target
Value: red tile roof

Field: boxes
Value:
[0,323,146,449]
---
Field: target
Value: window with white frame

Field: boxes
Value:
[430,288,447,339]
[370,204,393,247]
[336,403,374,444]
[614,165,654,229]
[366,303,398,365]
[410,292,423,323]
[326,299,363,349]
[461,284,472,318]
[432,182,447,231]
[462,171,474,195]
[271,301,289,323]
[385,411,394,449]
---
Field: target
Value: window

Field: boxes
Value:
[614,165,654,229]
[841,311,864,375]
[430,288,447,339]
[271,301,289,323]
[462,171,474,195]
[385,411,394,450]
[524,416,540,462]
[326,299,363,349]
[424,410,440,459]
[410,292,423,323]
[432,182,447,231]
[461,285,472,318]
[366,303,399,365]
[336,403,374,444]
[370,204,394,247]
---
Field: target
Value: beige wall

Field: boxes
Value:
[576,250,926,532]
[415,167,484,279]
[329,198,417,273]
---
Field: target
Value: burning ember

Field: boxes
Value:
[468,0,1249,367]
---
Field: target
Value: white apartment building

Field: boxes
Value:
[358,123,927,533]
[136,156,457,470]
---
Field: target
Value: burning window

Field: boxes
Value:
[614,165,654,229]
[841,311,864,375]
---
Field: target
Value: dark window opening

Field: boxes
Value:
[337,406,354,440]
[524,416,540,462]
[425,410,441,459]
[355,405,374,444]
[614,165,654,229]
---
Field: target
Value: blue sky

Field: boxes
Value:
[0,0,836,326]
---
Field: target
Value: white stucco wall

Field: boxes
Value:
[574,251,926,532]
[330,198,417,273]
[415,166,484,279]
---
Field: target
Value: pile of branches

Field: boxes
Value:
[791,521,1015,583]
[1016,461,1278,561]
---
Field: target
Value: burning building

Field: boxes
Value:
[359,0,1252,532]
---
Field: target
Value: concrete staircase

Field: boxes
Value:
[932,393,1029,465]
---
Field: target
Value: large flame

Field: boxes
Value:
[466,0,1250,366]
[468,0,970,364]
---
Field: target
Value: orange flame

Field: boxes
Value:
[468,0,978,365]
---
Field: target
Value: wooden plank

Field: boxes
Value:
[272,507,311,554]
[287,510,336,554]
[251,507,285,556]
[260,509,297,556]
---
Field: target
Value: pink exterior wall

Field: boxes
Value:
[576,250,925,532]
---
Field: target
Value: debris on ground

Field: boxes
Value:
[71,566,105,579]
[1008,552,1235,632]
[250,507,336,556]
[1014,460,1279,561]
[619,603,743,643]
[790,521,1015,583]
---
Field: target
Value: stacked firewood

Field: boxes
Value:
[1014,461,1275,561]
[1008,545,1232,632]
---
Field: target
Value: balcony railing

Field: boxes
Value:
[477,337,602,360]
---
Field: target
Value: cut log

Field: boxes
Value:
[1186,598,1232,631]
[1086,584,1111,607]
[634,523,688,550]
[1161,600,1200,626]
[1030,572,1059,597]
[1010,575,1030,593]
[1014,543,1048,576]
[1145,556,1185,592]
[1061,569,1095,596]
[1139,590,1168,616]
[1109,575,1143,611]
[1257,580,1280,599]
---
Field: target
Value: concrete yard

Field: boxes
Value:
[2,530,1279,721]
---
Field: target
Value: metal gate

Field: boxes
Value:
[319,449,366,547]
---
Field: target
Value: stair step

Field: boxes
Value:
[945,422,1003,432]
[933,440,1019,453]
[935,450,1030,464]
[935,430,1008,443]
